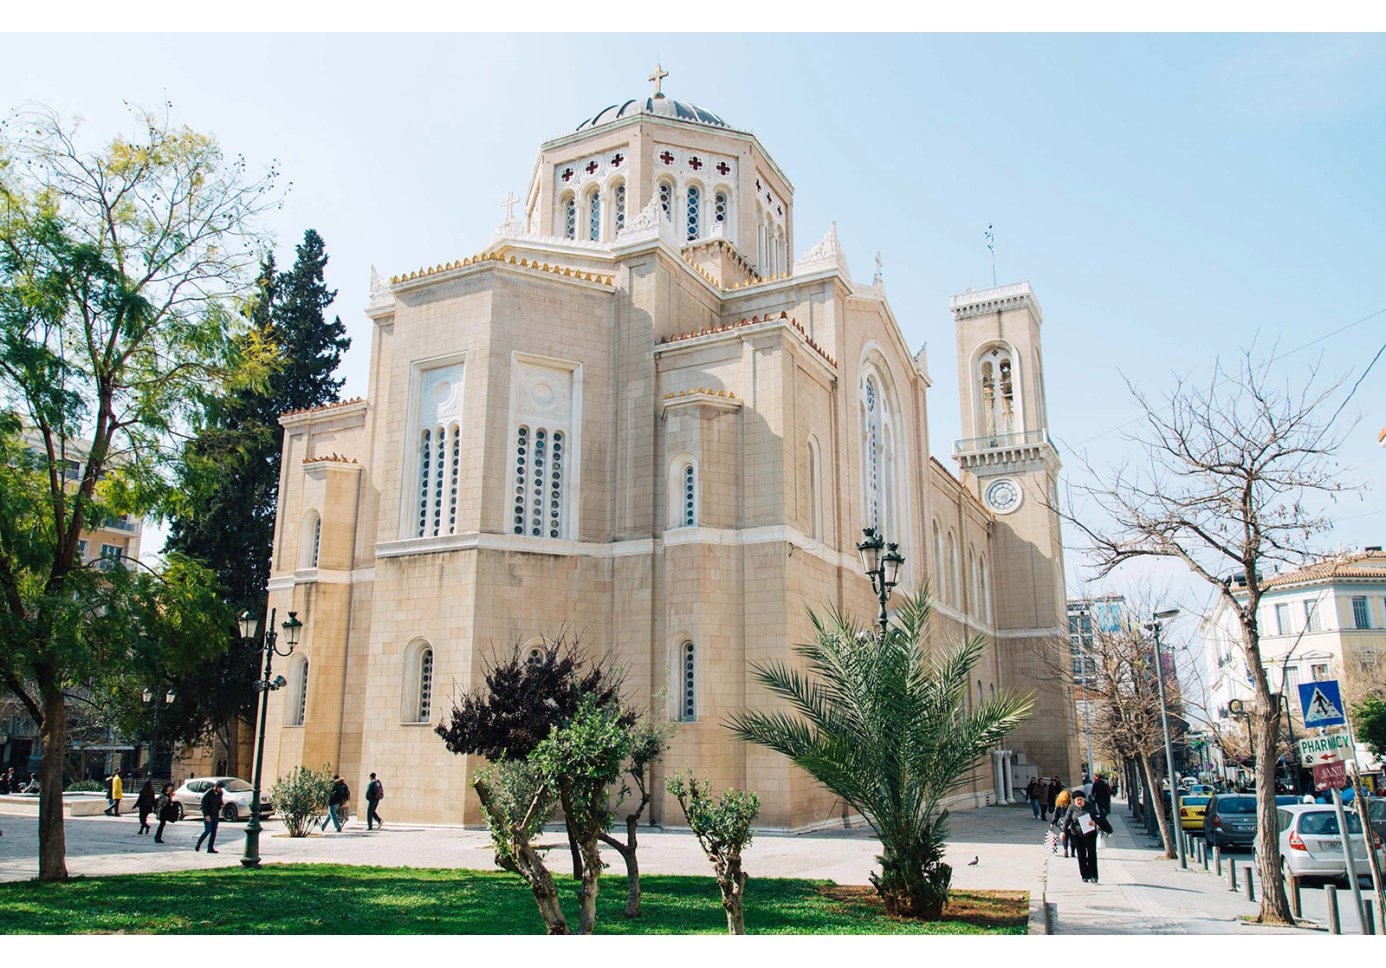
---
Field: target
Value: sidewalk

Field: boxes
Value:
[1044,802,1302,935]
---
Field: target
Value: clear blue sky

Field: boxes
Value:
[4,33,1383,637]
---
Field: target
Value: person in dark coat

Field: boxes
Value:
[135,780,157,835]
[365,773,384,831]
[154,783,177,843]
[1060,790,1106,883]
[321,776,349,832]
[1045,777,1061,821]
[1091,774,1112,818]
[195,783,224,853]
[1026,777,1043,819]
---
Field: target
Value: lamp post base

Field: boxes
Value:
[241,817,262,869]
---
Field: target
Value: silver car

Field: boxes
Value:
[1270,803,1384,885]
[171,777,273,822]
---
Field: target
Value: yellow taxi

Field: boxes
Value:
[1178,794,1212,833]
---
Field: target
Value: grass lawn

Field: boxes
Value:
[0,864,1028,935]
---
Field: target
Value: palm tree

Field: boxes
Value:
[729,589,1032,919]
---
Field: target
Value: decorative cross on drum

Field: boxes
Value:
[561,168,574,182]
[659,151,675,165]
[688,156,703,170]
[649,63,669,97]
[585,161,599,175]
[500,192,520,221]
[716,161,731,175]
[611,153,625,166]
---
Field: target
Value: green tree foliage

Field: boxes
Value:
[0,102,278,880]
[729,590,1032,919]
[1355,696,1386,761]
[666,771,760,935]
[269,764,334,838]
[599,702,675,916]
[156,230,348,767]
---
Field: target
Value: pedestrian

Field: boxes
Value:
[104,770,124,816]
[1052,788,1073,856]
[154,783,177,843]
[135,780,157,835]
[1045,776,1061,821]
[195,782,224,853]
[365,772,384,830]
[1091,773,1112,818]
[1026,776,1042,819]
[1060,789,1108,883]
[1110,774,1119,798]
[22,773,38,793]
[1083,775,1094,799]
[322,775,349,832]
[0,769,9,795]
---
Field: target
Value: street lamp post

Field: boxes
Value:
[856,527,904,637]
[238,607,302,869]
[1147,608,1185,869]
[141,687,175,780]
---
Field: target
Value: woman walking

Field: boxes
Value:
[135,780,156,835]
[1060,789,1105,883]
[1051,788,1073,857]
[153,783,177,843]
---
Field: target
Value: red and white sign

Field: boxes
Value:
[1313,760,1348,791]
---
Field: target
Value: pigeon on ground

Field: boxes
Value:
[967,856,979,866]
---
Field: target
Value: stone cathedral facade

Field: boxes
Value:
[259,81,1081,827]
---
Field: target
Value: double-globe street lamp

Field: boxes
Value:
[237,607,302,869]
[856,527,905,637]
[1145,607,1185,869]
[141,687,175,780]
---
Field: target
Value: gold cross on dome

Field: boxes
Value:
[500,191,520,221]
[649,63,669,98]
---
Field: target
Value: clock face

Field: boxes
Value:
[985,478,1022,514]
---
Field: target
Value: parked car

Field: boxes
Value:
[1179,795,1212,832]
[1367,798,1386,845]
[170,777,272,822]
[1204,794,1259,849]
[1268,804,1385,886]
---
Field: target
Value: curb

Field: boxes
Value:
[1027,896,1054,934]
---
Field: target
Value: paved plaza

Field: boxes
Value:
[0,796,1373,934]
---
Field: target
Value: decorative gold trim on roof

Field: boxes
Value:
[661,387,737,400]
[303,452,359,465]
[657,311,836,367]
[389,251,614,287]
[280,397,366,419]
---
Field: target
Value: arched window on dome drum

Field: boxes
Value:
[587,188,601,241]
[564,195,576,240]
[511,424,567,539]
[658,180,673,221]
[679,641,697,722]
[978,347,1017,438]
[311,517,321,567]
[714,191,728,229]
[299,509,321,569]
[933,523,946,603]
[686,184,700,241]
[614,182,626,233]
[416,424,461,538]
[682,463,696,527]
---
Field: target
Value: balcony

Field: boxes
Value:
[953,429,1051,454]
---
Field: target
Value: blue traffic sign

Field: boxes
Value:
[1298,679,1347,728]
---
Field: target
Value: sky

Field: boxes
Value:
[2,32,1383,658]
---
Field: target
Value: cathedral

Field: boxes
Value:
[259,72,1081,828]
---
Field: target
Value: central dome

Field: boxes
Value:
[576,96,730,133]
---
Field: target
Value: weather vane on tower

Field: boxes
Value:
[649,63,669,98]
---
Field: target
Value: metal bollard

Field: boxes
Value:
[1326,885,1341,935]
[1364,901,1376,936]
[1214,845,1222,876]
[1245,866,1254,902]
[1288,876,1302,920]
[1200,841,1209,870]
[1228,861,1238,892]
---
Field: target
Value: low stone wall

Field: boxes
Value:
[0,793,108,817]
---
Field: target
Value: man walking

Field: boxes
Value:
[1026,776,1042,819]
[195,782,224,853]
[365,773,384,830]
[1091,773,1112,818]
[104,770,124,816]
[322,775,349,832]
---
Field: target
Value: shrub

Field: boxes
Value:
[269,765,334,837]
[64,780,104,793]
[666,770,760,935]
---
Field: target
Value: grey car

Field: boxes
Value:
[1269,804,1384,885]
[171,777,273,822]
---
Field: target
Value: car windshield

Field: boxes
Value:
[218,779,252,793]
[1299,811,1364,836]
[1183,796,1210,806]
[1369,800,1386,821]
[1275,796,1302,806]
[1219,797,1257,814]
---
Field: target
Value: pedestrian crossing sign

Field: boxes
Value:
[1297,679,1346,728]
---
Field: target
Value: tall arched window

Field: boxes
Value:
[714,190,729,231]
[416,423,461,538]
[658,180,673,221]
[686,184,701,241]
[756,206,766,271]
[299,510,321,569]
[934,523,946,604]
[586,187,601,241]
[806,435,822,540]
[402,640,435,723]
[969,549,979,617]
[861,366,903,550]
[678,641,697,722]
[614,181,626,233]
[980,555,992,624]
[978,345,1017,437]
[562,194,576,240]
[863,376,882,532]
[287,655,309,726]
[947,531,960,609]
[512,424,567,538]
[418,648,434,722]
[682,463,696,527]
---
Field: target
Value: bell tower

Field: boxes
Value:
[951,281,1080,780]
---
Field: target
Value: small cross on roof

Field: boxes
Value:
[649,63,669,98]
[500,191,520,221]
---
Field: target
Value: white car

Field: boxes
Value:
[1269,803,1384,885]
[171,777,273,822]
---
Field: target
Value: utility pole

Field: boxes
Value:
[1149,608,1186,869]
